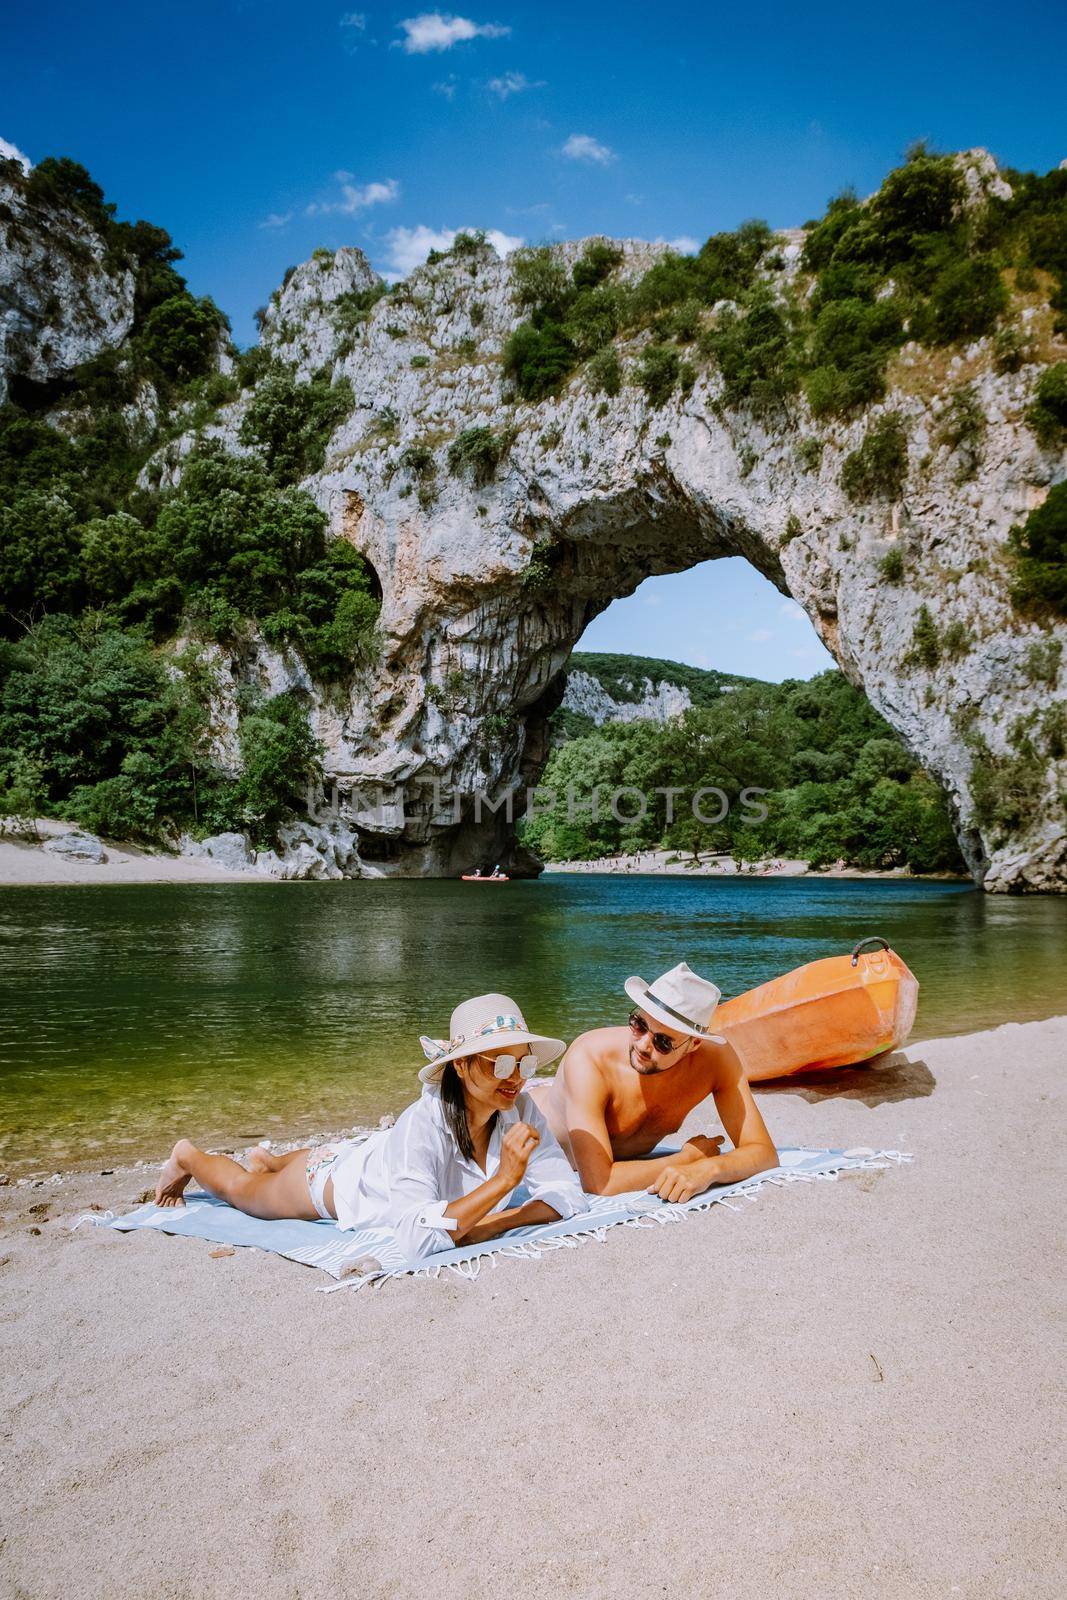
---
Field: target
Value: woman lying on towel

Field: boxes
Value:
[154,993,588,1261]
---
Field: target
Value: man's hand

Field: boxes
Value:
[679,1134,723,1163]
[647,1159,717,1204]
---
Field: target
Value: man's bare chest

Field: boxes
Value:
[602,1071,712,1153]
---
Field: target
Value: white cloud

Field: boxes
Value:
[259,211,294,230]
[0,136,31,172]
[641,591,663,608]
[560,132,616,166]
[339,11,366,28]
[397,13,509,53]
[432,76,457,98]
[381,223,523,279]
[779,599,807,621]
[654,234,699,255]
[748,628,773,643]
[306,177,400,217]
[487,71,544,99]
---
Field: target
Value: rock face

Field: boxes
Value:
[30,147,1067,891]
[259,248,380,377]
[180,818,365,880]
[0,167,136,405]
[561,669,693,727]
[42,832,107,863]
[205,179,1061,891]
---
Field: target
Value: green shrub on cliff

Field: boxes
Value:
[911,257,1007,345]
[572,240,622,291]
[447,426,508,485]
[1026,363,1067,448]
[637,343,681,406]
[1009,481,1067,616]
[239,368,353,484]
[503,321,577,400]
[840,415,909,502]
[702,289,800,413]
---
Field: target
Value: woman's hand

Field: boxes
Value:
[497,1121,540,1188]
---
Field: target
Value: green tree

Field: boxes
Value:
[0,491,83,621]
[502,322,577,400]
[1009,481,1067,615]
[236,691,322,847]
[239,369,353,485]
[912,257,1007,344]
[139,296,221,383]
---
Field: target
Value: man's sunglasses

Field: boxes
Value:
[628,1011,682,1055]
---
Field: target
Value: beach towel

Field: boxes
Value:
[77,1146,910,1291]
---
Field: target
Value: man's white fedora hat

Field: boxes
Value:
[419,992,565,1084]
[624,961,725,1044]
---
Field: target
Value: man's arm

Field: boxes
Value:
[564,1044,712,1197]
[648,1044,778,1203]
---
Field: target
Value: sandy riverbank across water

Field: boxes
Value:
[544,847,970,881]
[2,823,972,887]
[1,1014,1063,1598]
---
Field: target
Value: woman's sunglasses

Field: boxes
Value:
[628,1010,682,1055]
[475,1052,539,1080]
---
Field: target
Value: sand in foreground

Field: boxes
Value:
[1,1016,1063,1599]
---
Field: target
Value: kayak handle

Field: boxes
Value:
[850,936,890,966]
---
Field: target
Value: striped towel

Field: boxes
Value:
[85,1147,910,1291]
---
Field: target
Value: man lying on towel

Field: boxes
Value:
[532,963,778,1202]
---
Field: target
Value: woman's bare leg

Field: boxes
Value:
[155,1139,320,1220]
[246,1145,306,1174]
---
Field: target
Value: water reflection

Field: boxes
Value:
[1,877,1064,1174]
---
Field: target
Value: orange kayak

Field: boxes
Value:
[461,874,509,881]
[716,939,918,1081]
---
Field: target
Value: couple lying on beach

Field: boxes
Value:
[155,962,779,1259]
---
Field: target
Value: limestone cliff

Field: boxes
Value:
[0,166,136,405]
[158,151,1065,889]
[560,669,693,728]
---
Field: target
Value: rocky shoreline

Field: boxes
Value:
[0,815,377,886]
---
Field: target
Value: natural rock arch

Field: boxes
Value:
[190,229,1065,890]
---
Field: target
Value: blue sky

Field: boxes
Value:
[579,559,835,681]
[3,1,1064,679]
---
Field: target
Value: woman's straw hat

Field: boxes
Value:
[419,992,566,1084]
[623,961,725,1044]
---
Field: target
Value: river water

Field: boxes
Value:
[2,875,1064,1175]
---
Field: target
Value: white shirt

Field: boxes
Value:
[329,1085,588,1261]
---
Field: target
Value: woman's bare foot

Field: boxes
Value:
[245,1144,280,1173]
[155,1139,194,1207]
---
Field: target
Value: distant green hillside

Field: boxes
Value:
[567,652,757,705]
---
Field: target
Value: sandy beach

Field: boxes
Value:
[1,1013,1063,1598]
[0,819,260,887]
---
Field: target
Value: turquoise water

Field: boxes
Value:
[1,875,1064,1174]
